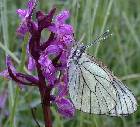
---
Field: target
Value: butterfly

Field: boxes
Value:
[68,30,137,116]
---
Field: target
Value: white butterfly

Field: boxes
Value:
[68,30,137,116]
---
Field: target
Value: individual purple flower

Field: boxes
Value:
[39,55,56,85]
[55,97,75,118]
[16,0,37,37]
[55,10,70,24]
[38,53,55,74]
[0,56,39,87]
[49,24,73,36]
[38,44,63,85]
[48,10,74,48]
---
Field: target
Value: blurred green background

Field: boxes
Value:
[0,0,140,127]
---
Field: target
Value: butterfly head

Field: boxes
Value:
[70,44,86,62]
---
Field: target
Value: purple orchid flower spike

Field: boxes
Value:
[36,10,75,119]
[1,0,76,126]
[16,0,37,37]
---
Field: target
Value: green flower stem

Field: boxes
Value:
[9,34,29,127]
[0,42,30,75]
[94,0,114,56]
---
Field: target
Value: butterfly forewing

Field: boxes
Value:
[68,52,137,116]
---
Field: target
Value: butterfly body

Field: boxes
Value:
[68,36,137,116]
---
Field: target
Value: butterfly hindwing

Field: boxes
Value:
[68,53,137,115]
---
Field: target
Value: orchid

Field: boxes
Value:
[0,0,75,127]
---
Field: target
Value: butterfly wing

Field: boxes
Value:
[68,53,137,115]
[108,78,137,116]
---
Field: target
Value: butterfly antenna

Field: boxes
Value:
[86,30,112,48]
